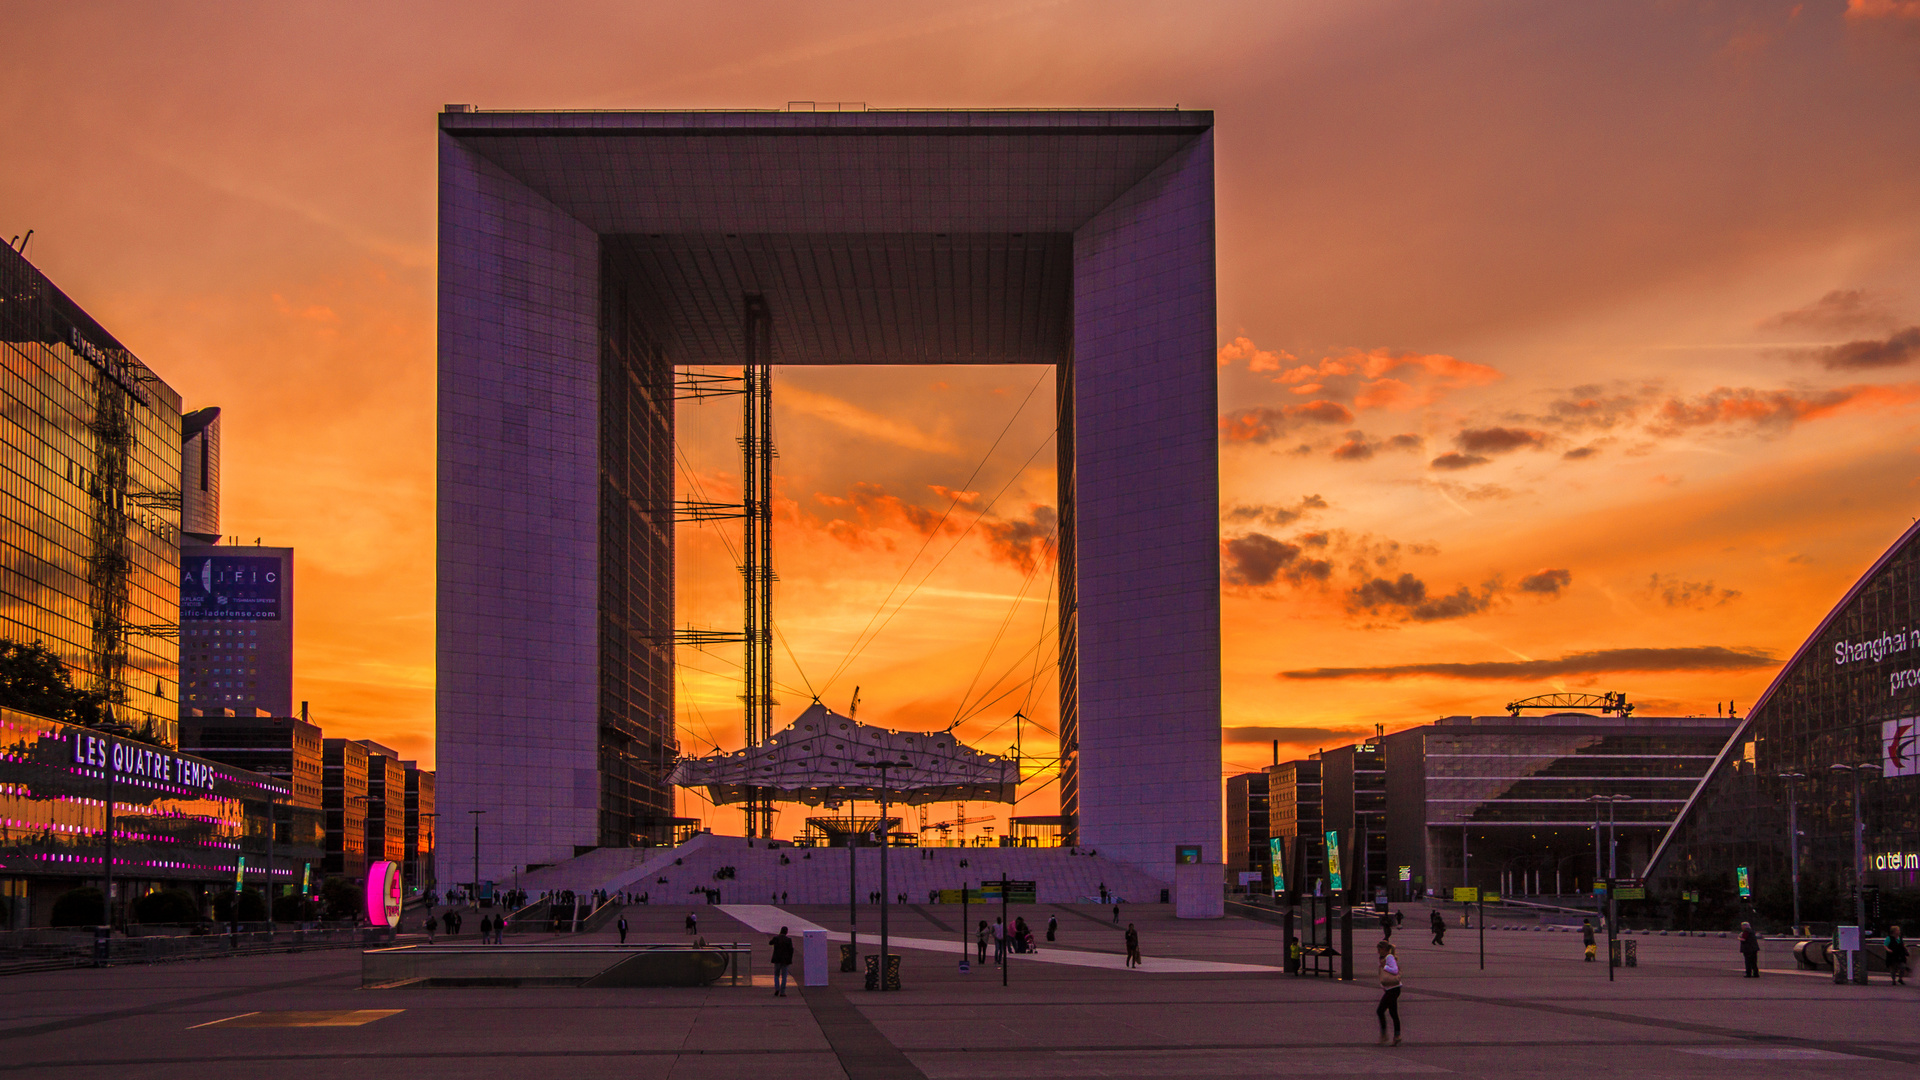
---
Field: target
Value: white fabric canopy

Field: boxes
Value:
[669,703,1016,806]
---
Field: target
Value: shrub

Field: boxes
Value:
[50,887,105,927]
[211,888,267,922]
[132,888,201,925]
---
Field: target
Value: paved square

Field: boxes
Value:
[2,904,1914,1079]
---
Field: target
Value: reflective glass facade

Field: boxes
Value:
[1655,521,1920,915]
[0,706,291,926]
[0,245,182,745]
[1377,715,1736,897]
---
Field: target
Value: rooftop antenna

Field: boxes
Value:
[10,230,31,254]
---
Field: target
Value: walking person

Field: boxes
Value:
[686,912,697,937]
[1582,919,1597,962]
[977,920,989,965]
[769,925,795,997]
[1739,922,1760,978]
[1429,909,1446,946]
[1886,926,1909,985]
[617,914,629,945]
[1124,922,1142,968]
[1112,903,1120,924]
[1046,914,1057,942]
[1376,941,1402,1046]
[993,917,1007,966]
[479,913,493,945]
[425,913,438,943]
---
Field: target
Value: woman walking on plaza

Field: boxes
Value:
[1887,926,1909,985]
[1738,922,1760,978]
[1376,940,1402,1046]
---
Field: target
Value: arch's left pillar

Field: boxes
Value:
[436,131,603,884]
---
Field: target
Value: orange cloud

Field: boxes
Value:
[1847,0,1920,19]
[1648,383,1920,435]
[1272,348,1501,412]
[1218,335,1292,372]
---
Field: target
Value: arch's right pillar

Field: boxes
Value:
[1067,129,1223,915]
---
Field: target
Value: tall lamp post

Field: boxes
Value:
[1775,772,1805,933]
[468,809,487,908]
[420,812,439,904]
[1830,763,1881,932]
[856,758,912,991]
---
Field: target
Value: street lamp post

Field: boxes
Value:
[856,758,912,991]
[1830,763,1881,933]
[1776,772,1805,933]
[468,809,487,909]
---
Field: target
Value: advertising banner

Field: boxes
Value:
[1883,717,1919,777]
[181,554,282,621]
[1268,836,1286,893]
[1325,830,1343,892]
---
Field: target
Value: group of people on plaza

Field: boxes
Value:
[422,908,508,944]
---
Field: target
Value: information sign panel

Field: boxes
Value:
[1452,886,1478,902]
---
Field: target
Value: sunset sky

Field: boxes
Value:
[5,1,1919,840]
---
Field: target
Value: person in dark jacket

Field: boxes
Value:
[1124,923,1142,968]
[617,915,629,944]
[1046,915,1057,942]
[1739,922,1760,977]
[1430,909,1446,946]
[769,926,795,996]
[1582,920,1597,962]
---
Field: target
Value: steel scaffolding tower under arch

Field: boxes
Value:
[740,296,775,839]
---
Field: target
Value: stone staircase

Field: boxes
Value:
[520,834,1169,907]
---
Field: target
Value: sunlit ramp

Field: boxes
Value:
[191,1010,403,1028]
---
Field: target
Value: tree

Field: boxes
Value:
[0,639,112,728]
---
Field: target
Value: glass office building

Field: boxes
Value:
[0,244,183,746]
[1654,520,1920,916]
[1386,714,1738,899]
[0,706,290,928]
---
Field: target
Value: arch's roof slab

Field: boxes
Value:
[442,109,1210,235]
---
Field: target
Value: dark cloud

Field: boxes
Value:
[1220,401,1355,444]
[1647,572,1740,609]
[1224,725,1369,746]
[1223,533,1300,586]
[1562,445,1601,460]
[1222,531,1334,587]
[1410,583,1497,620]
[1518,568,1572,596]
[1816,326,1920,371]
[1763,289,1900,334]
[1331,430,1423,461]
[1537,385,1647,431]
[1430,452,1489,470]
[1222,494,1328,527]
[1279,645,1778,681]
[1347,573,1497,621]
[981,505,1057,574]
[1456,426,1549,453]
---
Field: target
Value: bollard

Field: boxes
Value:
[840,942,858,973]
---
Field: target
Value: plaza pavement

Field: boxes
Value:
[0,902,1913,1079]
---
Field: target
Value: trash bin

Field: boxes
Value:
[863,952,902,990]
[1623,940,1637,968]
[839,942,858,972]
[1160,889,1170,904]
